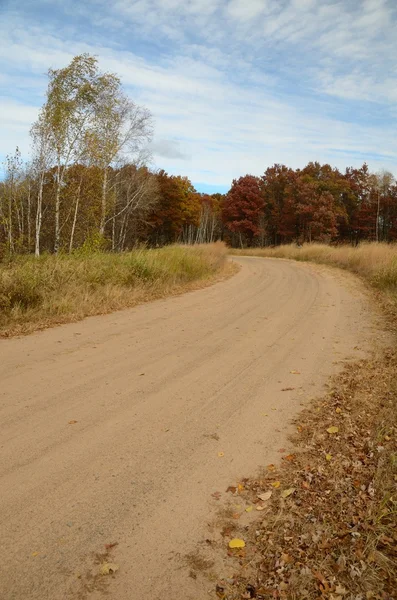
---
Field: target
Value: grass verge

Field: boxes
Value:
[230,243,397,313]
[213,244,397,600]
[0,242,231,337]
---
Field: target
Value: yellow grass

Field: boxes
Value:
[231,242,397,300]
[0,242,229,337]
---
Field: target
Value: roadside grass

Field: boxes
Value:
[215,243,397,600]
[0,242,229,337]
[230,243,397,309]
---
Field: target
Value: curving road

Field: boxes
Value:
[0,257,377,599]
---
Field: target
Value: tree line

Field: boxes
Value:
[1,54,396,257]
[223,163,397,247]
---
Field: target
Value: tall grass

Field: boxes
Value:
[0,243,228,336]
[231,242,397,300]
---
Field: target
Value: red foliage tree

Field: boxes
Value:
[222,175,263,246]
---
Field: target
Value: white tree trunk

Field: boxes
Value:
[35,173,44,257]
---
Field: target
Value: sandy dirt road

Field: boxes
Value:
[0,257,381,600]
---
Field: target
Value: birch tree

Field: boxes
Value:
[33,54,102,252]
[85,76,153,236]
[2,148,22,253]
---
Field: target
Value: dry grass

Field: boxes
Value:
[0,242,230,337]
[231,243,397,306]
[208,243,397,600]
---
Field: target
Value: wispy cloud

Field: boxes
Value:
[1,0,396,188]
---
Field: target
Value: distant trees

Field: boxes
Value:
[221,162,397,247]
[222,175,264,247]
[1,53,396,256]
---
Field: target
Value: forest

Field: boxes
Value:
[1,53,397,258]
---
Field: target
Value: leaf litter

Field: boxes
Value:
[205,349,397,600]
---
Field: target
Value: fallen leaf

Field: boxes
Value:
[281,387,295,391]
[237,483,244,493]
[31,552,39,557]
[290,370,301,374]
[271,481,281,488]
[284,453,295,462]
[278,448,286,453]
[266,464,276,472]
[262,413,268,416]
[327,426,339,434]
[245,506,253,512]
[281,553,292,563]
[258,491,272,502]
[256,504,266,511]
[335,585,347,595]
[281,488,296,499]
[211,491,222,500]
[104,542,118,550]
[226,486,237,494]
[218,451,224,457]
[325,453,332,461]
[228,538,245,549]
[335,407,342,414]
[68,420,78,425]
[100,563,119,575]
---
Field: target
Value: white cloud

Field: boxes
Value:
[0,0,396,187]
[226,0,268,21]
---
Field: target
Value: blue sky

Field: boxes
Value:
[1,0,396,193]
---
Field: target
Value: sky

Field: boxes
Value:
[1,0,396,193]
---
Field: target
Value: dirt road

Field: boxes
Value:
[0,257,379,599]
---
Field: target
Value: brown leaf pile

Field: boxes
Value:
[215,350,397,600]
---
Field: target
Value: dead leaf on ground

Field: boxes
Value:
[228,538,245,549]
[283,453,296,462]
[100,563,119,575]
[218,451,224,457]
[245,506,253,512]
[104,542,118,550]
[68,420,78,424]
[257,491,272,502]
[211,491,222,500]
[281,488,296,499]
[290,370,301,374]
[266,464,276,471]
[271,481,281,488]
[327,426,339,434]
[335,585,348,595]
[281,387,295,391]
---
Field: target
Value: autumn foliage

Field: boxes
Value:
[222,162,397,247]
